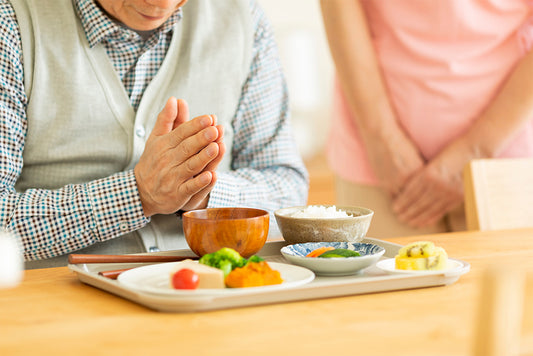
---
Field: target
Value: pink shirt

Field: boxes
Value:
[328,0,533,185]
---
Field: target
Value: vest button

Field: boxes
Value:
[135,126,146,138]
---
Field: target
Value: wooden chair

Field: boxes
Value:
[465,158,533,355]
[463,158,533,231]
[472,266,526,356]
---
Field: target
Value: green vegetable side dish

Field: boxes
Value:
[317,248,361,258]
[198,247,264,276]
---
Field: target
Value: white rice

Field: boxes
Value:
[291,205,350,218]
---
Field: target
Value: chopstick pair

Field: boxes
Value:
[99,268,134,280]
[68,254,198,264]
[68,253,199,279]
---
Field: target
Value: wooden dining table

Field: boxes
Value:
[1,228,532,356]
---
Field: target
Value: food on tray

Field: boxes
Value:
[225,261,283,288]
[291,205,351,218]
[171,268,199,290]
[199,247,264,276]
[398,241,436,257]
[306,246,335,257]
[306,246,361,258]
[395,241,448,271]
[318,249,361,258]
[169,260,225,289]
[197,247,283,288]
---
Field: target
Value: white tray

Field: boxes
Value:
[68,238,470,313]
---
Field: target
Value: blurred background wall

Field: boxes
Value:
[257,0,337,204]
[257,0,334,161]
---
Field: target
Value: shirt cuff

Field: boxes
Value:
[206,172,239,208]
[87,170,149,241]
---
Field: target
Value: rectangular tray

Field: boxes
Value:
[68,238,469,313]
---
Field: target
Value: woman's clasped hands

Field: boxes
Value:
[391,138,475,229]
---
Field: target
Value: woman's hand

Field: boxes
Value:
[391,138,473,227]
[362,126,425,197]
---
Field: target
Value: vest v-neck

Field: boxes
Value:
[81,22,181,135]
[135,23,183,124]
[82,41,136,133]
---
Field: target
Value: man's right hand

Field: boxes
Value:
[134,97,225,217]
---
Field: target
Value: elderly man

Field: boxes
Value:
[0,0,308,268]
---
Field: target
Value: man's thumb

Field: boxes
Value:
[151,97,178,136]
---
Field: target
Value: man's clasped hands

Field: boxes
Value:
[134,97,225,217]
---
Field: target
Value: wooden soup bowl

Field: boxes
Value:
[182,208,270,258]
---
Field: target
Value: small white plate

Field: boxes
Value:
[117,261,315,296]
[281,242,385,276]
[376,258,470,276]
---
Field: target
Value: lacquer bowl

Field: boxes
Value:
[182,207,269,258]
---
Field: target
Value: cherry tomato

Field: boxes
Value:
[171,268,199,290]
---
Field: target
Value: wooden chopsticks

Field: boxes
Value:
[98,268,133,279]
[68,254,199,279]
[68,254,198,264]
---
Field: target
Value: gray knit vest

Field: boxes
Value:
[11,0,253,268]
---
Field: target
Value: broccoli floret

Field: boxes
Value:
[198,247,247,276]
[218,260,233,277]
[219,247,247,267]
[246,255,264,264]
[198,248,268,275]
[198,253,215,266]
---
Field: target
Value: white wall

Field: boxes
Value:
[257,0,335,160]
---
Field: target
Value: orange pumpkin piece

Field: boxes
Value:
[225,261,283,288]
[306,246,335,257]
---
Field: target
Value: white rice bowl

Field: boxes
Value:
[274,205,374,244]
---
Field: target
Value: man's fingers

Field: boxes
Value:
[204,141,226,172]
[178,171,214,198]
[178,142,220,178]
[181,173,218,211]
[214,123,224,143]
[169,115,217,148]
[172,99,190,130]
[170,125,220,168]
[151,97,178,136]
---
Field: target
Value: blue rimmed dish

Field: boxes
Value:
[280,242,385,276]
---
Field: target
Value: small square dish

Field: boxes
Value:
[280,242,385,276]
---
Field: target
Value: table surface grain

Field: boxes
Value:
[1,229,532,356]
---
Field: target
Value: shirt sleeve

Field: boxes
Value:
[207,0,309,212]
[0,2,149,261]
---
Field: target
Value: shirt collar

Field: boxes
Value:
[74,0,182,48]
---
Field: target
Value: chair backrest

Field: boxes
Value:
[463,158,533,231]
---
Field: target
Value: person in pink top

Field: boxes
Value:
[320,0,533,237]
